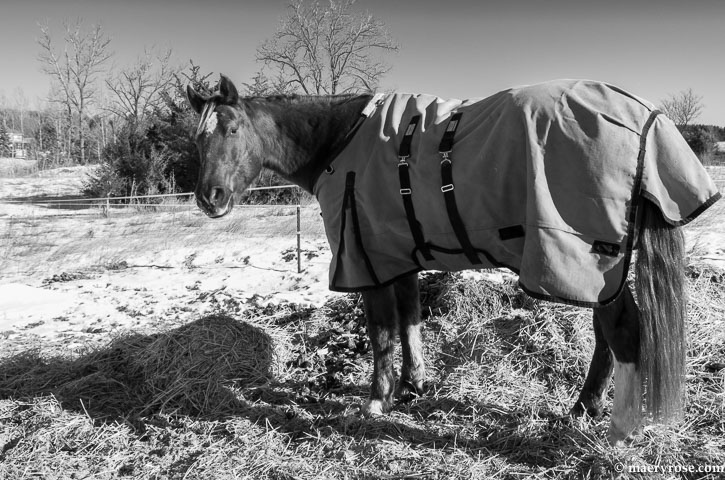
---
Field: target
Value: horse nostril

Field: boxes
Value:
[195,185,232,215]
[210,187,224,205]
[208,186,231,208]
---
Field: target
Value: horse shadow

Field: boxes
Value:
[234,381,601,471]
[0,307,599,471]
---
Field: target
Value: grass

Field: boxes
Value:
[0,269,723,479]
[0,199,323,282]
[0,158,38,177]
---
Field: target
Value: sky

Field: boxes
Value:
[1,0,724,125]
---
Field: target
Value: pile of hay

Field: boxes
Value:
[0,314,275,418]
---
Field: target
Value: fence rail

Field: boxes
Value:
[0,184,309,273]
[0,184,300,205]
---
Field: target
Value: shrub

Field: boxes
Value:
[83,123,179,198]
[83,63,212,198]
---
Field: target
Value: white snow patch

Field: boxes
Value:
[0,284,78,328]
[459,269,517,284]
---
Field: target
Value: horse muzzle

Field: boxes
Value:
[195,185,234,218]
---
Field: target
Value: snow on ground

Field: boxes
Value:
[0,163,93,199]
[0,165,338,351]
[686,166,725,269]
[0,284,78,329]
[0,165,723,353]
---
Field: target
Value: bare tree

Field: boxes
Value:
[0,91,13,132]
[13,88,29,136]
[105,47,179,132]
[38,19,112,164]
[660,88,704,127]
[256,0,398,95]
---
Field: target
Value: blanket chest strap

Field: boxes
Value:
[439,112,482,265]
[397,115,434,261]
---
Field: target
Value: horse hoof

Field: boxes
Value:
[361,399,390,417]
[569,403,585,418]
[569,401,602,419]
[607,424,637,447]
[396,380,425,403]
[607,433,628,447]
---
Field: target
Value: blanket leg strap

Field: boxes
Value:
[332,172,381,287]
[439,113,482,265]
[398,116,434,261]
[346,172,380,285]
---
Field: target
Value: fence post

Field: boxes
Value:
[296,204,302,274]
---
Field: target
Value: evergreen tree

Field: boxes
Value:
[0,122,11,157]
[83,61,214,197]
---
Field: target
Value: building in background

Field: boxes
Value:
[4,132,32,158]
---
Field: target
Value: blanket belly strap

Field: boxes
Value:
[398,115,434,261]
[439,112,482,265]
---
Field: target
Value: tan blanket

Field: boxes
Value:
[313,79,721,306]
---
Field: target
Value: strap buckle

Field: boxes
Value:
[441,184,454,193]
[400,188,412,195]
[398,155,409,166]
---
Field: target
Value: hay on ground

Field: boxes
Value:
[0,314,275,418]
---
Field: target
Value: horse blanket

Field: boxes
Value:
[312,79,721,306]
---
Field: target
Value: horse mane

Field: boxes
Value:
[244,93,371,107]
[238,92,373,186]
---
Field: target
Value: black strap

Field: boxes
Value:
[438,113,481,265]
[345,172,380,285]
[499,225,525,240]
[332,172,381,287]
[398,116,434,261]
[439,112,463,153]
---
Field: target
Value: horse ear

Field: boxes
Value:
[186,85,206,114]
[219,74,239,105]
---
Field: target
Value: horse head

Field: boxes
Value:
[187,75,262,218]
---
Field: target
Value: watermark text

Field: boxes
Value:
[614,463,725,475]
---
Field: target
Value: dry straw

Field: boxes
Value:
[0,314,276,418]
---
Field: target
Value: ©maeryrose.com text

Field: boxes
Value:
[614,463,725,474]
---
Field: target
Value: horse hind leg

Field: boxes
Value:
[394,273,425,399]
[597,285,643,445]
[571,311,614,418]
[361,284,398,416]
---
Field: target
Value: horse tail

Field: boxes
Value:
[635,199,687,421]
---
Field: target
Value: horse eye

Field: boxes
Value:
[230,127,238,135]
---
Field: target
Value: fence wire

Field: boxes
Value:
[0,184,309,273]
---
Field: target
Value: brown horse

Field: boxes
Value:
[186,75,719,445]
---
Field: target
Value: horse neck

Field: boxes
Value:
[250,94,373,192]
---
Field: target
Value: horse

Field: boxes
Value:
[186,75,720,445]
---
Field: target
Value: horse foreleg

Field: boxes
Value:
[394,274,425,399]
[597,285,642,445]
[571,312,613,418]
[361,285,398,416]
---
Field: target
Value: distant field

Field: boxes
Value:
[0,157,37,177]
